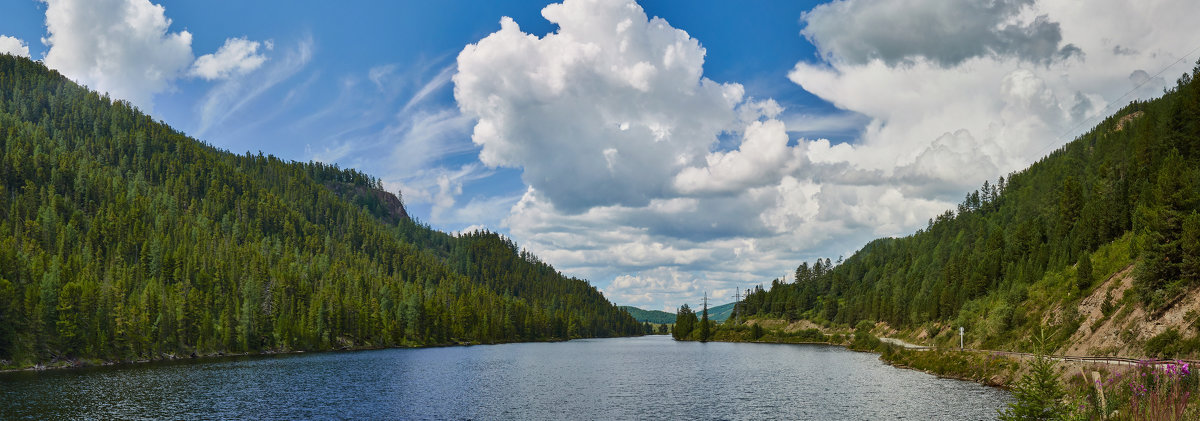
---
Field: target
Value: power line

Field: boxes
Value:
[1026,41,1200,160]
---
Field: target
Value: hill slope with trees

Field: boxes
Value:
[618,306,676,324]
[709,60,1200,356]
[0,55,640,368]
[705,302,735,323]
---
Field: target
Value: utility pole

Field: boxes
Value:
[730,288,740,322]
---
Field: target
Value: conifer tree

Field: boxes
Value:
[1075,253,1093,291]
[673,304,697,340]
[998,333,1067,420]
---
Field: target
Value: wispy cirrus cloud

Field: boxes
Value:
[402,64,455,113]
[295,58,499,229]
[195,36,312,138]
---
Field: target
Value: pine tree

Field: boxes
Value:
[998,333,1067,420]
[1135,152,1198,306]
[1181,212,1200,283]
[672,304,696,340]
[1075,253,1093,291]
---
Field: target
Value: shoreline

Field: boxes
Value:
[0,335,613,375]
[681,336,1018,389]
[879,353,1014,389]
[692,333,1196,390]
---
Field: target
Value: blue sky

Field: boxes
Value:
[2,0,1197,311]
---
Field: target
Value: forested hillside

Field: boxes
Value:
[0,55,640,367]
[727,60,1200,351]
[618,306,675,324]
[704,302,735,323]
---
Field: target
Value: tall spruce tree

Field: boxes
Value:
[1076,253,1094,291]
[1135,151,1198,307]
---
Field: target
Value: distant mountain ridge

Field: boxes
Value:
[622,302,736,324]
[619,306,675,324]
[706,302,735,323]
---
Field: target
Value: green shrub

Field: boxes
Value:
[881,348,1016,385]
[1145,328,1183,358]
[750,323,764,341]
[925,325,940,340]
[855,320,874,334]
[989,304,1014,337]
[793,328,825,342]
[1100,291,1116,317]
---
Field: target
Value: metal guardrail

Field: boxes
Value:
[964,348,1199,367]
[879,337,1199,367]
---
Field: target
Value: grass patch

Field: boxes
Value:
[879,348,1018,387]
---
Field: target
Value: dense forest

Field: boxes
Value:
[0,55,640,366]
[725,60,1200,347]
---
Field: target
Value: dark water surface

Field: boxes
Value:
[1,336,1009,419]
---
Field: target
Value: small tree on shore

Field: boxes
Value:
[750,323,764,341]
[673,305,697,340]
[999,331,1067,420]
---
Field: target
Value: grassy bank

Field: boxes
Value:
[865,337,1200,419]
[691,318,1200,419]
[878,347,1019,387]
[683,318,1019,387]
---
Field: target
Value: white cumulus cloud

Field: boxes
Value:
[0,35,29,57]
[455,0,744,213]
[453,0,963,311]
[449,0,1200,312]
[190,37,271,80]
[789,0,1200,198]
[39,0,272,111]
[41,0,194,109]
[674,118,800,195]
[603,267,706,307]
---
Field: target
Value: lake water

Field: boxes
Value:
[1,336,1010,419]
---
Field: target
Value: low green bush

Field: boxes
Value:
[1145,328,1183,358]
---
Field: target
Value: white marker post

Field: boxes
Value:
[959,326,964,350]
